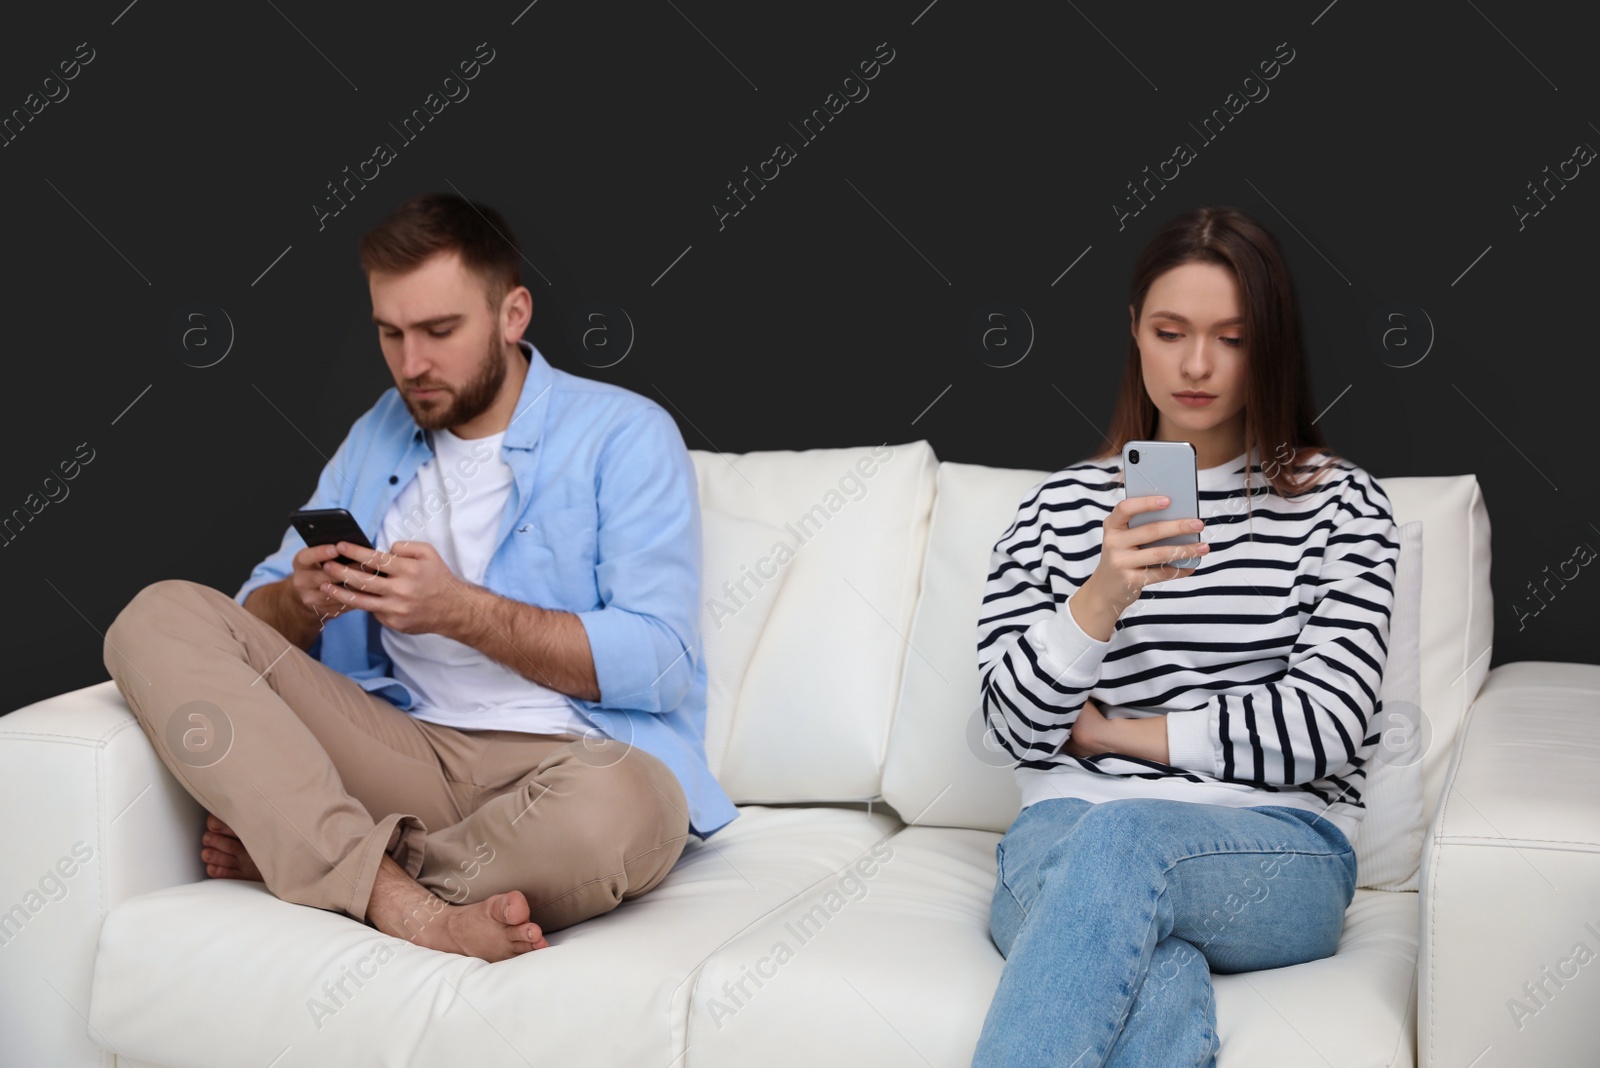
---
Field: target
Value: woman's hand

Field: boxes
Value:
[1081,495,1210,620]
[1061,697,1109,758]
[1060,697,1171,765]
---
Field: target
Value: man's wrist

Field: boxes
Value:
[255,579,320,650]
[442,581,496,645]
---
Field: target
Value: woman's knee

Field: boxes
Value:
[1039,798,1179,875]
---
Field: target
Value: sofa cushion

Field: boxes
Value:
[687,825,1004,1065]
[690,441,937,804]
[1355,519,1426,891]
[881,461,1040,832]
[700,508,791,778]
[87,806,898,1068]
[686,825,1419,1067]
[1374,475,1493,831]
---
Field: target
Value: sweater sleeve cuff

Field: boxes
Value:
[1029,597,1113,686]
[1165,708,1220,775]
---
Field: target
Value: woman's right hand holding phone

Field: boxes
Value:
[1070,496,1209,640]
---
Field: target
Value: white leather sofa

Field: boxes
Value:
[3,439,1597,1067]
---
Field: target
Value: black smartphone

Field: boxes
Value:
[288,508,390,579]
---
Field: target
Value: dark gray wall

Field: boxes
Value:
[3,1,1595,715]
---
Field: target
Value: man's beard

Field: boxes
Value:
[405,334,508,431]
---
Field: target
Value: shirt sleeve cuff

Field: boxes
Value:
[575,607,687,713]
[1164,708,1219,775]
[1029,596,1113,686]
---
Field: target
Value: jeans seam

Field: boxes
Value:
[1160,845,1350,869]
[994,844,1028,922]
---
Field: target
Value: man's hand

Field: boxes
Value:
[321,540,471,637]
[289,542,358,625]
[323,539,601,700]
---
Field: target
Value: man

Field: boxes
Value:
[102,193,736,964]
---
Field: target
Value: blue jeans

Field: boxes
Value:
[973,796,1357,1067]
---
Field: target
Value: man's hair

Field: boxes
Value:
[359,194,522,315]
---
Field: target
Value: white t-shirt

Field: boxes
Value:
[374,426,594,737]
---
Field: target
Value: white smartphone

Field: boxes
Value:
[1120,440,1201,569]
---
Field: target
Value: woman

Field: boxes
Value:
[972,205,1400,1066]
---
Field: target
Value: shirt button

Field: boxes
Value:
[389,475,398,484]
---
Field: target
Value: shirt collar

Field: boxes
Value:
[503,338,554,452]
[408,338,553,453]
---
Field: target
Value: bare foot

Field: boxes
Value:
[366,853,548,963]
[202,813,263,882]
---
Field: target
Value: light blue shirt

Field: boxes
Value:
[235,339,737,838]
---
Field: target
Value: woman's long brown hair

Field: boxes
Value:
[1092,205,1340,503]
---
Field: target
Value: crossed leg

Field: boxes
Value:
[104,579,563,961]
[199,814,549,957]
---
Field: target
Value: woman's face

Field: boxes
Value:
[1130,261,1249,446]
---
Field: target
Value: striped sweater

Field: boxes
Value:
[977,445,1401,847]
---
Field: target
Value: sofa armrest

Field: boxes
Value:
[0,680,205,1068]
[1419,660,1600,1068]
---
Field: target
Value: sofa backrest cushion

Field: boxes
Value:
[699,508,792,779]
[1354,519,1426,891]
[881,462,1493,838]
[881,462,1040,830]
[1377,474,1493,830]
[691,440,937,803]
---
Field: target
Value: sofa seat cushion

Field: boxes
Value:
[87,806,897,1068]
[686,825,1420,1067]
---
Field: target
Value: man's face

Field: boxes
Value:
[369,249,508,432]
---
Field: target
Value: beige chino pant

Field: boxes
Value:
[101,579,690,936]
